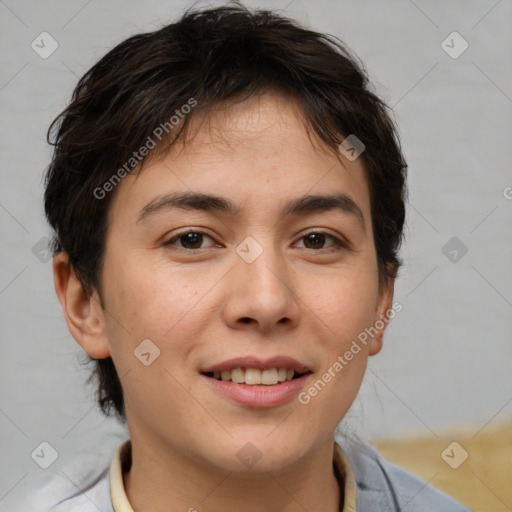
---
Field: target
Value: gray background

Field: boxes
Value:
[1,0,511,510]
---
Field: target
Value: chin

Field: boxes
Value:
[201,429,313,473]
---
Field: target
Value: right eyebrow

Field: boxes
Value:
[137,192,242,223]
[137,191,366,231]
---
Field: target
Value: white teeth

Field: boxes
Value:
[244,368,262,385]
[231,367,245,384]
[261,368,279,385]
[212,367,299,385]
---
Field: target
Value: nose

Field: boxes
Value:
[222,239,301,334]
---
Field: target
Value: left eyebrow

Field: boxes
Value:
[137,191,366,231]
[282,193,365,231]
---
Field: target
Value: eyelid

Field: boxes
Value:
[163,228,352,252]
[293,229,351,250]
[164,228,220,249]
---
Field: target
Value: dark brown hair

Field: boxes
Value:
[44,3,407,422]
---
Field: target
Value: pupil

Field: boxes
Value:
[305,233,324,249]
[182,232,202,249]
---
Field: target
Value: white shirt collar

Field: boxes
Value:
[110,439,357,511]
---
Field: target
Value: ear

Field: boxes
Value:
[368,270,396,356]
[53,252,111,359]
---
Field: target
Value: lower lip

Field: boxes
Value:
[203,374,311,408]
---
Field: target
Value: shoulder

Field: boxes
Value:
[334,431,473,512]
[47,467,112,512]
[24,447,115,512]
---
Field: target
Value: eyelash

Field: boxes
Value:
[164,229,349,252]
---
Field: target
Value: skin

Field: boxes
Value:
[54,91,394,512]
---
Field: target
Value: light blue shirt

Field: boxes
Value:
[27,431,472,511]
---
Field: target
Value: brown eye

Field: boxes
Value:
[179,232,203,249]
[303,233,327,249]
[165,231,216,250]
[297,232,346,250]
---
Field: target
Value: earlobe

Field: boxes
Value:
[369,274,395,356]
[53,252,111,359]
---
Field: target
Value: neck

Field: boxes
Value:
[123,437,342,512]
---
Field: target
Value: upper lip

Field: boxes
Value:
[201,356,310,374]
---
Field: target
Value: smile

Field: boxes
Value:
[204,367,308,385]
[200,356,313,407]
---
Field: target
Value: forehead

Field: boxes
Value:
[110,92,372,225]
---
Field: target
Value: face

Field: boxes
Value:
[88,92,393,472]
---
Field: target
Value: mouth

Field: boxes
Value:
[200,356,312,407]
[202,367,310,385]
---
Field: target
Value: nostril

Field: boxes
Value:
[240,317,252,324]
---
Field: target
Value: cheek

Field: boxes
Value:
[294,268,380,429]
[317,266,379,344]
[300,279,377,412]
[99,259,208,412]
[101,257,215,364]
[311,264,379,387]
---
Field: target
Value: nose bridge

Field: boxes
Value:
[238,234,289,297]
[225,234,300,330]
